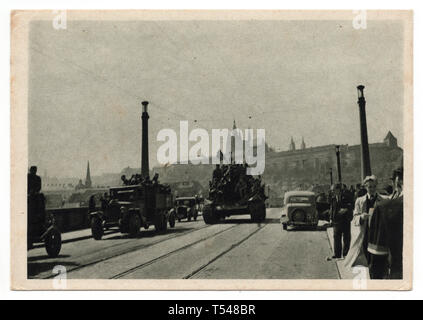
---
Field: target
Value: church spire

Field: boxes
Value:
[289,136,296,151]
[301,137,306,150]
[85,161,92,188]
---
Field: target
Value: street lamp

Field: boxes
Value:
[142,100,149,113]
[329,167,333,185]
[335,145,342,184]
[356,85,372,180]
[357,85,365,100]
[141,101,150,178]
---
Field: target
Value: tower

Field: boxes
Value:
[289,137,296,151]
[301,137,306,150]
[384,131,398,148]
[85,161,92,188]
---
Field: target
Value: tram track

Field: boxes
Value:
[42,222,213,279]
[111,222,267,279]
[184,223,267,279]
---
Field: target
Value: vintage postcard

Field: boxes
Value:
[11,10,413,290]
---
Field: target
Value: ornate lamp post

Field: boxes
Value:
[141,101,150,178]
[329,167,333,185]
[356,85,372,181]
[335,145,342,184]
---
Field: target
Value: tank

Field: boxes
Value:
[202,164,267,224]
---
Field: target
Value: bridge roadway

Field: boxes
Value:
[27,208,339,279]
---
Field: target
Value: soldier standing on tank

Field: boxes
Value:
[27,166,44,226]
[235,175,248,202]
[152,173,159,185]
[28,166,42,195]
[213,164,223,182]
[100,192,109,211]
[121,175,129,186]
[88,195,96,213]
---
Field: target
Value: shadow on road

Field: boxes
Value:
[27,259,80,278]
[285,223,330,232]
[28,254,71,262]
[104,227,195,240]
[217,217,281,225]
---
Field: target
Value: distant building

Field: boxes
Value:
[265,132,403,192]
[151,128,403,197]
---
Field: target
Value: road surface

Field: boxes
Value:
[28,208,339,279]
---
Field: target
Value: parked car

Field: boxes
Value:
[174,197,199,222]
[281,191,319,230]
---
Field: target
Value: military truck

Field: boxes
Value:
[89,182,174,240]
[202,164,267,224]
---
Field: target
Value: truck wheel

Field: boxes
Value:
[169,214,176,228]
[250,203,265,223]
[45,228,62,258]
[259,204,266,221]
[203,205,217,224]
[91,217,104,240]
[155,212,167,233]
[129,214,141,238]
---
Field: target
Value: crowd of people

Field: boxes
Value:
[120,173,160,186]
[209,163,266,203]
[327,167,404,280]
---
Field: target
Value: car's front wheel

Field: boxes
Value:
[91,217,104,240]
[45,227,62,257]
[169,213,176,228]
[155,211,168,233]
[129,214,141,238]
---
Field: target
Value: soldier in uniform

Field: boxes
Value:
[121,175,129,186]
[28,166,42,195]
[27,166,44,232]
[368,167,403,279]
[152,173,160,184]
[212,164,223,182]
[329,183,354,259]
[235,174,248,202]
[88,195,96,213]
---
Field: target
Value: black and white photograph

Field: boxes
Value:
[9,10,412,291]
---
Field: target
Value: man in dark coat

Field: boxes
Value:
[329,183,354,259]
[368,167,403,279]
[28,166,41,195]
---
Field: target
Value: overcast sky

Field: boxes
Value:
[28,19,404,178]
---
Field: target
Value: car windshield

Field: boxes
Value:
[289,196,312,203]
[178,200,193,206]
[111,189,138,201]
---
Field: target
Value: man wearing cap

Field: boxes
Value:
[345,175,386,270]
[329,183,354,259]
